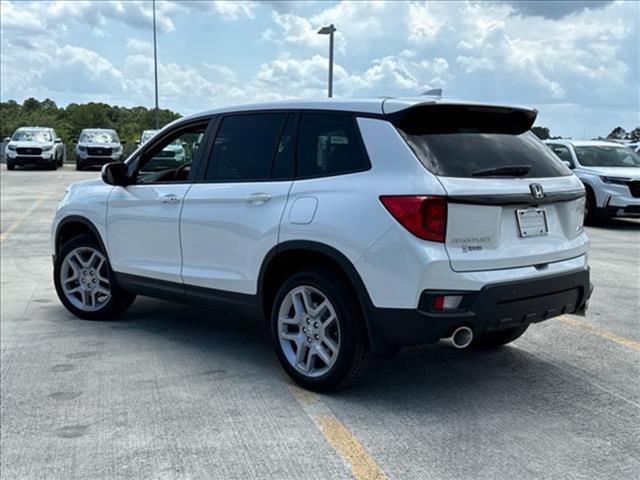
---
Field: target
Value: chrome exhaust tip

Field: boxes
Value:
[442,326,474,349]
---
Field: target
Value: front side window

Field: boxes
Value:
[297,113,369,178]
[12,129,52,142]
[574,146,640,168]
[549,144,574,167]
[80,131,119,144]
[205,113,288,182]
[135,123,208,184]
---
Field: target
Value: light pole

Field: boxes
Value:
[152,0,159,128]
[317,24,336,98]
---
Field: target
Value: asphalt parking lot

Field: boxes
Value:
[1,166,639,480]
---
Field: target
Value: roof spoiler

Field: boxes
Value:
[387,103,538,135]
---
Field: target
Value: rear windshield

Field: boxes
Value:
[399,131,571,178]
[394,105,571,178]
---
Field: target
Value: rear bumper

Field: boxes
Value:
[367,268,592,347]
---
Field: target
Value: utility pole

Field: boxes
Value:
[318,24,336,98]
[152,0,159,129]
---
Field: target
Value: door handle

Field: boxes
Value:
[160,194,181,204]
[244,193,271,204]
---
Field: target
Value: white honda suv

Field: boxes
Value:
[52,98,592,391]
[545,140,640,221]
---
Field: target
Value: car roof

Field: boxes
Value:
[16,126,52,131]
[179,96,537,122]
[81,128,117,133]
[545,139,626,147]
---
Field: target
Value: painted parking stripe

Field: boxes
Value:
[0,195,44,242]
[289,385,388,480]
[559,315,640,351]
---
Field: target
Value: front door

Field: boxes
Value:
[107,120,211,283]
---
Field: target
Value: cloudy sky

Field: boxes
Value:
[1,0,638,138]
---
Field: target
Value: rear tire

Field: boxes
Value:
[270,268,370,391]
[472,325,529,348]
[54,234,136,320]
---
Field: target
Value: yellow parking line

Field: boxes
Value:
[0,195,44,242]
[559,315,640,351]
[289,385,388,480]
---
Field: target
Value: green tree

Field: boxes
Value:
[628,127,640,141]
[607,126,627,140]
[531,126,551,140]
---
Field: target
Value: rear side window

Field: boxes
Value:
[395,106,571,178]
[206,113,287,182]
[297,113,369,178]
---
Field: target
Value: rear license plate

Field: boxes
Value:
[516,208,548,237]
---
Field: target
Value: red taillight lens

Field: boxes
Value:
[380,195,447,242]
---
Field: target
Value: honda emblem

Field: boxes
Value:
[530,183,544,199]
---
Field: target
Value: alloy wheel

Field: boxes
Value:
[277,285,341,378]
[60,247,111,311]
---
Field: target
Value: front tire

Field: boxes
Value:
[75,161,83,171]
[6,162,15,170]
[271,269,370,391]
[54,234,136,320]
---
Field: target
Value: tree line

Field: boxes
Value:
[0,98,181,158]
[1,97,637,148]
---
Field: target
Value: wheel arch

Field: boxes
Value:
[55,215,107,258]
[258,240,394,356]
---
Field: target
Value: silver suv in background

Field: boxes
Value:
[546,140,640,222]
[74,128,124,170]
[4,127,64,170]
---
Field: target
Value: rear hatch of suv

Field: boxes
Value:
[391,103,587,272]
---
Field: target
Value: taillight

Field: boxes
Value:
[380,195,447,242]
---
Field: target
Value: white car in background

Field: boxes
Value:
[4,127,64,170]
[138,129,187,171]
[545,140,640,221]
[75,128,124,170]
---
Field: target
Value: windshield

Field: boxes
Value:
[400,130,571,178]
[79,131,118,144]
[574,146,640,167]
[12,130,51,142]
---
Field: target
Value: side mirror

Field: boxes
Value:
[120,140,127,145]
[3,137,10,143]
[72,139,78,144]
[562,160,574,169]
[101,162,129,186]
[55,138,62,144]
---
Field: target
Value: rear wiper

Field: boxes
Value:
[471,165,531,177]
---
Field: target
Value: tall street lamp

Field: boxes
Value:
[317,24,336,98]
[152,0,159,128]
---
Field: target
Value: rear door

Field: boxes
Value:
[394,105,587,272]
[179,112,295,295]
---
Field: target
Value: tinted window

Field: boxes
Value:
[271,115,295,179]
[399,131,571,178]
[297,113,368,178]
[206,114,287,181]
